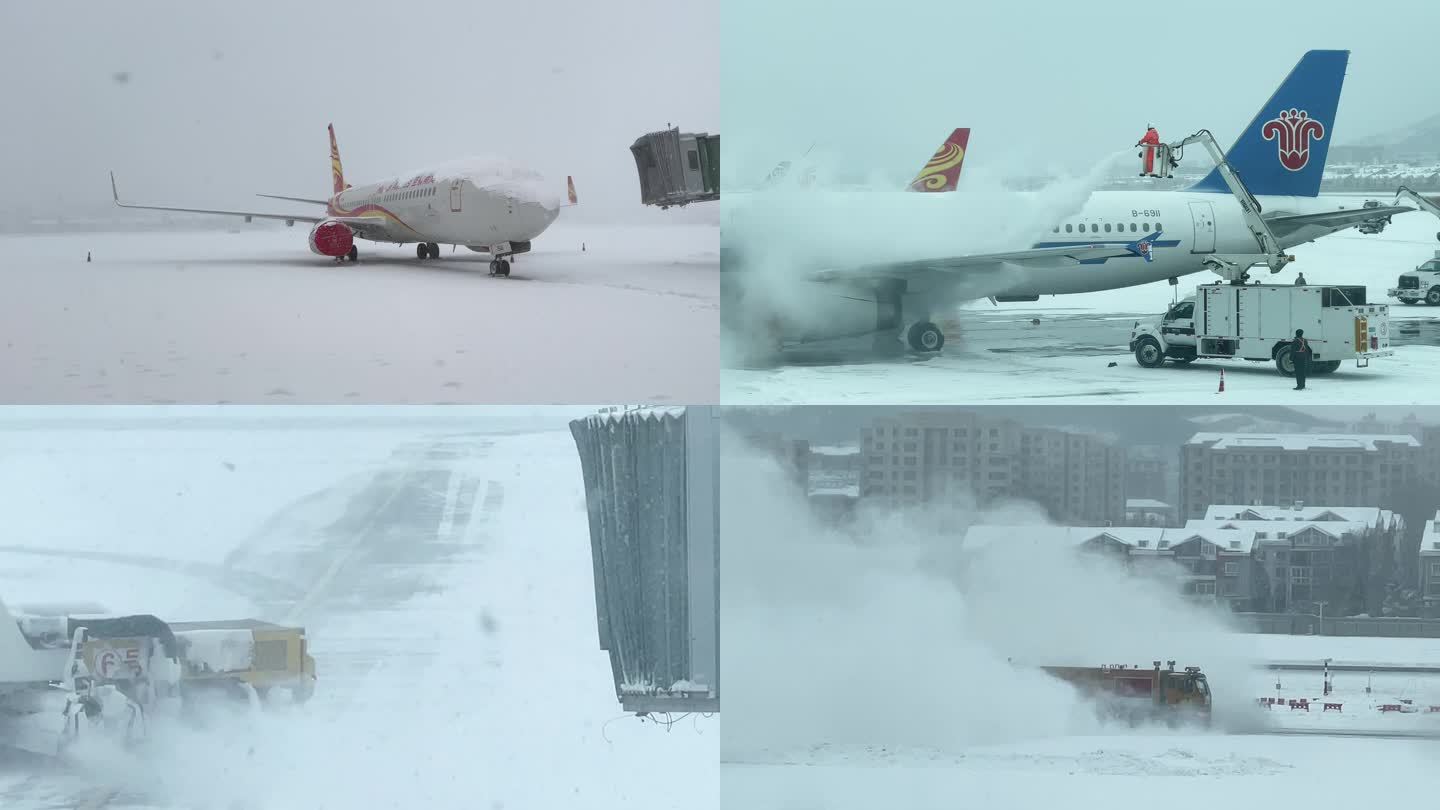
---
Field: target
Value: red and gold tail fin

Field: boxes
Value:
[328,123,346,195]
[566,175,578,205]
[907,128,970,192]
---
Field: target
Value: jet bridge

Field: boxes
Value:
[569,406,718,715]
[1155,129,1295,283]
[631,128,720,209]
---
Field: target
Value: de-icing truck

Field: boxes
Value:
[1130,282,1392,376]
[1042,661,1212,727]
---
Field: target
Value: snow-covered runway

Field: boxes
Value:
[723,733,1438,810]
[0,222,718,404]
[0,407,716,810]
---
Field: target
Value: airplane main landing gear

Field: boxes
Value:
[489,258,511,277]
[417,242,441,260]
[346,245,358,262]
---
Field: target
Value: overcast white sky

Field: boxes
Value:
[2,0,716,224]
[723,0,1439,187]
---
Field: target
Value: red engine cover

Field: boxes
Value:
[308,220,354,257]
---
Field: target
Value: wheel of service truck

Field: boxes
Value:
[907,321,944,352]
[1427,287,1440,306]
[1134,338,1166,368]
[1275,345,1297,377]
[1403,298,1421,305]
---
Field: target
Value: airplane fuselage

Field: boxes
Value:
[327,164,560,249]
[995,189,1365,296]
[721,188,1384,345]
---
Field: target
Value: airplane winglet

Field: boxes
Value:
[109,171,120,204]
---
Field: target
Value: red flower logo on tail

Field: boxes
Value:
[1261,109,1325,172]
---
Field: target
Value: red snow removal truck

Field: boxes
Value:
[1041,660,1211,727]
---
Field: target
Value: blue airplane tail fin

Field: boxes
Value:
[1188,50,1348,198]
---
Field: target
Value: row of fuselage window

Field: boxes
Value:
[1051,221,1162,236]
[353,186,437,207]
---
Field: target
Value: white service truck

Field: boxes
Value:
[1387,252,1440,306]
[1130,283,1392,376]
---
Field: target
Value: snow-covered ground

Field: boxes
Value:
[723,211,1440,404]
[724,734,1439,810]
[0,407,715,810]
[0,222,717,404]
[1251,632,1440,668]
[724,343,1440,404]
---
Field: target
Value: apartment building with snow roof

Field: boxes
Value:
[1180,433,1422,521]
[1421,512,1440,611]
[961,525,1256,608]
[861,412,1124,525]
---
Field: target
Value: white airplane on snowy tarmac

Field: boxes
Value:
[111,124,577,276]
[724,49,1420,353]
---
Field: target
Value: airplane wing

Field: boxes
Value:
[110,172,406,241]
[1262,205,1413,241]
[111,172,326,225]
[808,243,1145,282]
[256,193,331,205]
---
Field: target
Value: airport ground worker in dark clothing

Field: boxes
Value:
[1294,273,1307,285]
[1292,329,1311,390]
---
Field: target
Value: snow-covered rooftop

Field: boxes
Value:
[808,469,859,498]
[1422,511,1440,557]
[1126,499,1172,510]
[810,444,860,457]
[962,525,1256,555]
[1188,433,1420,451]
[1186,519,1369,544]
[1204,505,1396,526]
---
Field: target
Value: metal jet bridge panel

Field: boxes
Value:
[570,406,719,714]
[630,128,721,209]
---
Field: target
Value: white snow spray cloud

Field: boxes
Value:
[720,148,1133,362]
[720,432,1265,761]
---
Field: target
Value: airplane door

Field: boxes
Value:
[449,181,462,213]
[1188,202,1215,253]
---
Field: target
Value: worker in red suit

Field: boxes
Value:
[1137,125,1161,177]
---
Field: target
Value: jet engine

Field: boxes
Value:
[308,220,355,257]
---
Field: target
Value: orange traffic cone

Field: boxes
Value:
[1218,369,1225,393]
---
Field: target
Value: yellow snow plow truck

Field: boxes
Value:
[0,596,316,757]
[164,619,317,702]
[1041,660,1211,727]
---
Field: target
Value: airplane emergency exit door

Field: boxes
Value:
[450,181,462,213]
